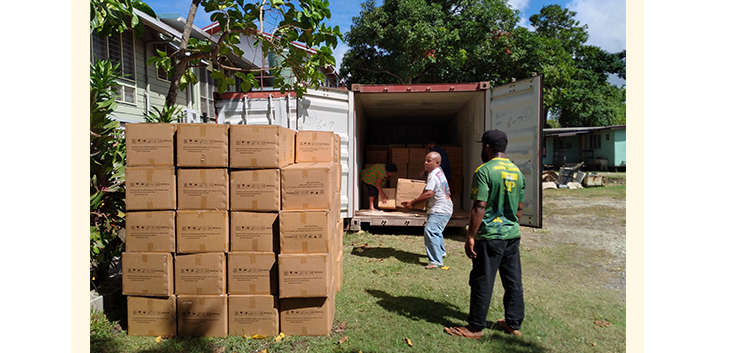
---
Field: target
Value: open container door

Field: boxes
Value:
[297,87,353,219]
[486,76,543,228]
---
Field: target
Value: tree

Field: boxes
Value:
[90,0,156,37]
[530,4,626,127]
[340,0,524,86]
[148,0,343,107]
[528,4,588,54]
[90,60,127,287]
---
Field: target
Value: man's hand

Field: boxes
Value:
[401,200,413,208]
[465,237,477,259]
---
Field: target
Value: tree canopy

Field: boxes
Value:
[340,1,626,127]
[339,0,525,85]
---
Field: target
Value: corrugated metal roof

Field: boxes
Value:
[544,125,625,137]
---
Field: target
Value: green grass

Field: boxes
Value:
[91,188,626,353]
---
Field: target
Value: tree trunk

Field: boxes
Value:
[165,0,201,108]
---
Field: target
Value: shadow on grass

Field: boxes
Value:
[365,288,467,328]
[365,289,547,352]
[350,246,425,265]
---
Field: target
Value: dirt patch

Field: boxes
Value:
[522,192,626,300]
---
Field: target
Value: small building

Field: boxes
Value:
[543,125,626,171]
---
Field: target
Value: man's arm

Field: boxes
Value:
[402,190,434,208]
[465,200,486,259]
[516,202,524,223]
[375,177,388,203]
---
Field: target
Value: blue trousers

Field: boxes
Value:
[467,237,524,330]
[424,213,451,266]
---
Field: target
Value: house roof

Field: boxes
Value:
[133,8,182,43]
[544,125,625,137]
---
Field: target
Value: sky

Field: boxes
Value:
[144,0,626,85]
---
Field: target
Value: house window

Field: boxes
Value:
[91,30,135,82]
[113,84,136,105]
[606,133,610,141]
[155,43,176,81]
[199,67,218,121]
[92,30,136,105]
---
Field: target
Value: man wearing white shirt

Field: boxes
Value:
[402,151,453,269]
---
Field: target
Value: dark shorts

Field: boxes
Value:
[363,182,379,197]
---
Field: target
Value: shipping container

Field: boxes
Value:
[216,76,543,230]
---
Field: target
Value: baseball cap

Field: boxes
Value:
[478,129,508,145]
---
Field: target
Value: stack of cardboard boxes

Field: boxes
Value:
[444,145,464,210]
[279,131,342,336]
[122,123,342,338]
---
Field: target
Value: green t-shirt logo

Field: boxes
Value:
[502,172,518,195]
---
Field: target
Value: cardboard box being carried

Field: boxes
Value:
[177,295,228,337]
[229,295,279,337]
[176,123,229,167]
[278,253,331,298]
[122,252,173,297]
[125,123,176,166]
[174,253,226,295]
[177,168,229,210]
[281,163,339,210]
[230,212,278,252]
[378,188,396,210]
[176,210,229,253]
[125,167,177,210]
[127,295,177,337]
[229,125,295,169]
[125,211,176,253]
[295,131,338,163]
[230,169,280,211]
[227,252,278,295]
[396,178,427,210]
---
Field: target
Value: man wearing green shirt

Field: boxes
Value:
[445,129,526,339]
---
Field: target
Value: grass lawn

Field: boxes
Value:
[91,185,626,353]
